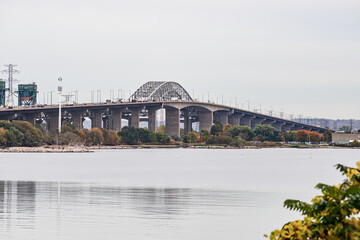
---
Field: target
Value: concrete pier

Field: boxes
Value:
[241,116,254,128]
[199,110,213,132]
[165,107,180,137]
[147,107,158,132]
[91,110,105,129]
[108,109,122,132]
[129,107,140,128]
[229,113,243,126]
[70,110,85,131]
[47,112,60,132]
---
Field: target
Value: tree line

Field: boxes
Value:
[0,120,172,147]
[0,120,333,147]
[182,121,333,146]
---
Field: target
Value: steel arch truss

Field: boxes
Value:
[129,81,193,102]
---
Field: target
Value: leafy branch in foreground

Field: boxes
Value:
[265,162,360,240]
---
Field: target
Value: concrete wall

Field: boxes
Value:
[332,133,360,144]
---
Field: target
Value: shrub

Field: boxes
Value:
[183,131,198,143]
[206,135,233,145]
[266,162,360,239]
[58,132,82,145]
[200,130,211,142]
[350,140,360,147]
[229,125,255,141]
[0,127,7,147]
[4,127,24,147]
[12,121,44,146]
[88,128,104,145]
[104,130,120,145]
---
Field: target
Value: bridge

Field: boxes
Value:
[0,81,328,136]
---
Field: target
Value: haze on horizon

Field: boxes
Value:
[0,0,359,119]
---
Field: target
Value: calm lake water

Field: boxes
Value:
[0,148,359,239]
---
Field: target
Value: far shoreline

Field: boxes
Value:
[0,144,357,153]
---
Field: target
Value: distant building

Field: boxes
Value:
[332,133,360,144]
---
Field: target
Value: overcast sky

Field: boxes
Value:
[1,0,359,119]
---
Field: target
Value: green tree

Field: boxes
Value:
[155,132,170,144]
[137,128,152,143]
[229,125,255,141]
[210,121,223,135]
[119,126,139,145]
[323,130,333,143]
[284,131,297,142]
[266,162,360,240]
[254,125,276,141]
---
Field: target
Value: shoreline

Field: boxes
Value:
[0,144,356,152]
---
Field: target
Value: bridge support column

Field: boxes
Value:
[229,113,243,126]
[241,116,254,128]
[282,124,294,132]
[91,110,105,129]
[215,111,232,127]
[272,122,285,131]
[147,107,158,132]
[251,117,265,129]
[23,113,37,125]
[183,108,192,134]
[199,110,213,132]
[165,107,180,137]
[108,109,122,132]
[70,110,85,131]
[129,107,140,128]
[47,112,60,132]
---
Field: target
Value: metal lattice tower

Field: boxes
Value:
[129,81,193,102]
[1,64,20,106]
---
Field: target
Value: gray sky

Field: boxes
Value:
[1,0,359,119]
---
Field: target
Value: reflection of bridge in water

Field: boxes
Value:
[0,81,327,136]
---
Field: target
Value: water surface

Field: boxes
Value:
[0,148,358,239]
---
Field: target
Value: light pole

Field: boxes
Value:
[58,77,62,133]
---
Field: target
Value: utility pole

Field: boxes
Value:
[1,64,20,106]
[58,77,63,133]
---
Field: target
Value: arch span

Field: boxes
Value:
[129,81,193,102]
